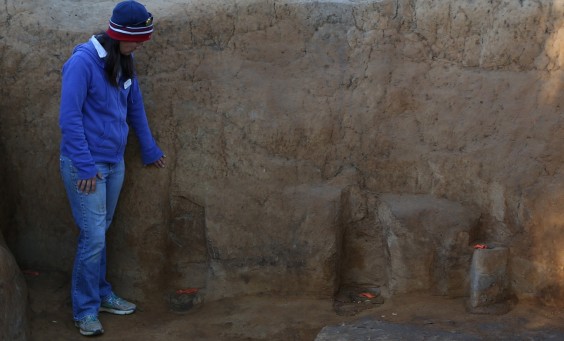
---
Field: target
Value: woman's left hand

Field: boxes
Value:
[152,155,166,168]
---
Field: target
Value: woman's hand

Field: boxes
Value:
[77,173,103,194]
[152,155,166,168]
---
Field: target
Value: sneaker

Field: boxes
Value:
[100,292,136,315]
[74,315,104,336]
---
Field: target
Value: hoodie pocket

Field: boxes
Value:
[93,120,126,150]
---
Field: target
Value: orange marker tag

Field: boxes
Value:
[176,288,199,295]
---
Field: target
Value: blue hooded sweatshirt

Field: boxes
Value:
[59,37,163,179]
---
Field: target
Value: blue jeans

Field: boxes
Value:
[59,155,125,320]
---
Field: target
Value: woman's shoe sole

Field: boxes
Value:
[99,307,135,315]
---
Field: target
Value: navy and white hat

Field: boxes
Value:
[107,0,153,42]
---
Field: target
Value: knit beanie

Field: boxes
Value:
[107,0,153,42]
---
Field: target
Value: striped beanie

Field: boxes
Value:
[107,1,153,42]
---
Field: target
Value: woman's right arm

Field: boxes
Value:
[59,55,98,180]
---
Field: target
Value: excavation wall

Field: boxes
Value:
[1,2,563,328]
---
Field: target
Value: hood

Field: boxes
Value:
[72,39,106,69]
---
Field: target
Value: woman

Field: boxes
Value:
[59,1,165,336]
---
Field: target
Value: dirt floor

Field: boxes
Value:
[26,270,564,340]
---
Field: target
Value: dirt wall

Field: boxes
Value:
[0,0,562,308]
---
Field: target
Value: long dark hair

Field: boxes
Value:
[95,32,135,87]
